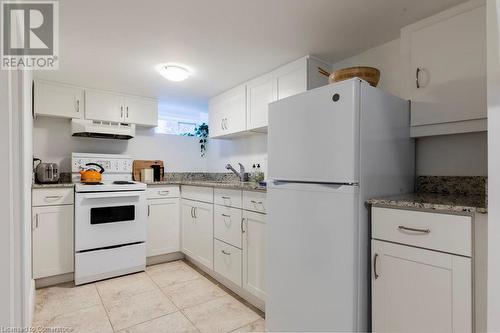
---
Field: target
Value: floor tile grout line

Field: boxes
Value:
[94,282,117,332]
[227,318,265,333]
[146,260,206,333]
[113,309,180,332]
[33,284,103,327]
[183,259,265,319]
[97,273,177,331]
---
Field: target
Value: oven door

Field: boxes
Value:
[75,190,147,252]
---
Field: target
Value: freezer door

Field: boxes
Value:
[266,182,361,332]
[268,79,360,183]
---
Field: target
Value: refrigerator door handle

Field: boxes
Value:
[272,180,357,187]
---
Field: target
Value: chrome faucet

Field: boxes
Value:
[225,163,247,182]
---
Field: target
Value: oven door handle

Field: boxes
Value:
[82,192,142,200]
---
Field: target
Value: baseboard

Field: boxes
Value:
[35,273,74,289]
[147,252,184,266]
[29,279,35,324]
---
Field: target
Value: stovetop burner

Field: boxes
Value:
[113,181,135,185]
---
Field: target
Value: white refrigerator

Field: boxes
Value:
[266,78,415,332]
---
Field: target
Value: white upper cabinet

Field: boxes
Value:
[85,89,124,123]
[275,57,308,100]
[122,95,158,127]
[34,80,84,119]
[210,55,330,137]
[246,73,277,131]
[85,89,158,127]
[209,84,247,138]
[34,80,158,127]
[401,0,486,137]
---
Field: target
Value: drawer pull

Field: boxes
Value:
[251,200,263,205]
[222,196,231,199]
[158,190,170,196]
[44,195,63,201]
[374,253,379,279]
[221,214,231,218]
[221,250,231,256]
[398,225,430,234]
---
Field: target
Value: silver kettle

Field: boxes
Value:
[34,158,60,184]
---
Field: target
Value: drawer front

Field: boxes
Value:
[33,188,74,206]
[214,188,242,208]
[214,205,243,248]
[214,239,242,287]
[243,191,266,213]
[372,207,472,256]
[146,185,180,199]
[181,186,214,203]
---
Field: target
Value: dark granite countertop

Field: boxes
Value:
[32,182,75,189]
[145,180,266,192]
[368,192,487,214]
[368,176,487,214]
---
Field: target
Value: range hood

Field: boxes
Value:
[71,119,135,140]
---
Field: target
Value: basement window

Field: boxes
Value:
[155,104,208,136]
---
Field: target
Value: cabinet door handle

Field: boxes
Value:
[221,120,224,131]
[416,67,421,89]
[76,99,80,113]
[224,118,228,130]
[194,207,197,218]
[126,106,129,118]
[241,218,246,233]
[221,250,231,256]
[190,207,194,218]
[33,213,39,229]
[120,106,124,118]
[147,205,151,217]
[158,190,170,196]
[374,253,379,279]
[398,225,430,234]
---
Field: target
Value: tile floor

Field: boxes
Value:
[33,260,265,333]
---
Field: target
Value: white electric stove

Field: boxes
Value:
[72,153,147,285]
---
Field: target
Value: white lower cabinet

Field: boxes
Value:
[372,240,471,333]
[214,239,242,286]
[181,198,214,269]
[181,187,267,307]
[372,207,472,333]
[32,204,74,279]
[146,197,180,257]
[242,210,266,300]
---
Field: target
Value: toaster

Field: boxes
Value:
[35,162,60,184]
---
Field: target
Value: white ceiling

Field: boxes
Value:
[36,0,466,110]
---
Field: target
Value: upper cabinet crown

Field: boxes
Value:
[401,0,486,137]
[209,55,331,139]
[33,80,158,127]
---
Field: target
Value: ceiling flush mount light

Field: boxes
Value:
[156,64,190,82]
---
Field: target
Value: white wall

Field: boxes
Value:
[487,0,499,330]
[207,133,268,173]
[332,38,487,176]
[33,117,207,172]
[0,69,32,327]
[34,117,269,176]
[416,132,487,176]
